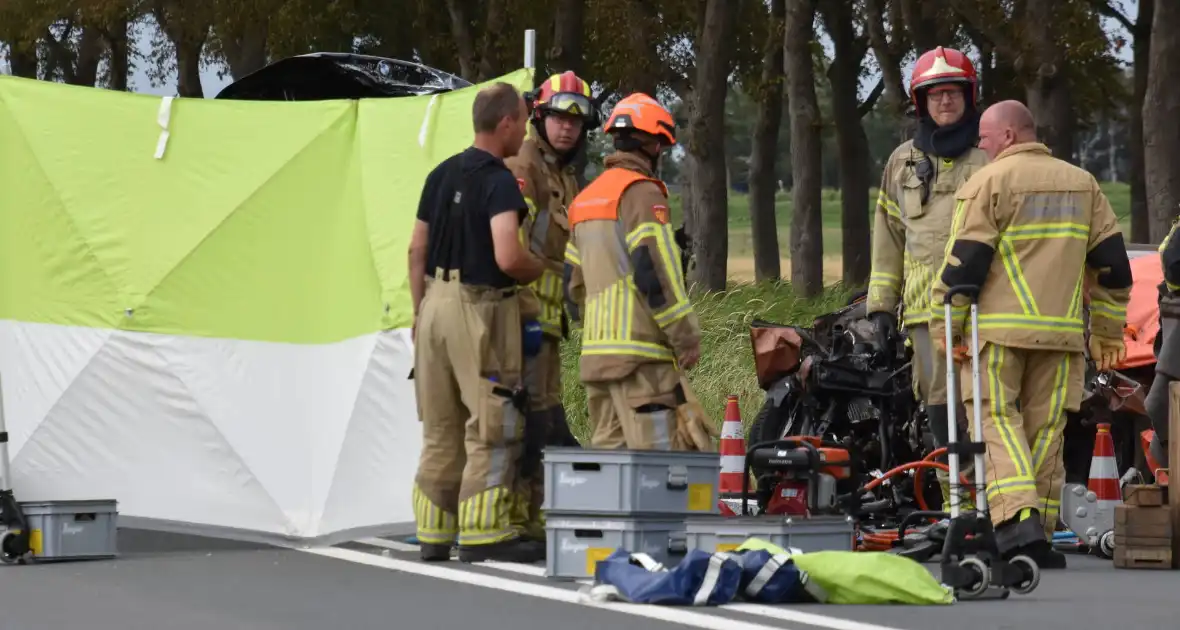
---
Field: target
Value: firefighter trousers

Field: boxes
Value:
[585,361,715,451]
[411,274,527,548]
[515,335,579,539]
[963,342,1084,538]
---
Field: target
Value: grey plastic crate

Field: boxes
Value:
[545,513,687,580]
[13,500,118,562]
[685,514,854,554]
[542,447,720,516]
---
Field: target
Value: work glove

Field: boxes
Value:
[869,311,898,349]
[936,337,970,363]
[1088,334,1126,371]
[522,319,543,358]
[674,375,718,451]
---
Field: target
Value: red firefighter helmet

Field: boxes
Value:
[532,71,595,123]
[910,46,978,112]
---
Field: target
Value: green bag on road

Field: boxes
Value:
[736,539,955,605]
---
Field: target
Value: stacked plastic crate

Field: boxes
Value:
[540,447,722,580]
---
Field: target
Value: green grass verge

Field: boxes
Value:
[559,281,854,443]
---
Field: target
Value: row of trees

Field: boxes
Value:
[1,1,1177,296]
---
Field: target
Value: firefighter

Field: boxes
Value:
[562,93,717,452]
[1146,220,1180,471]
[504,71,594,541]
[930,100,1132,570]
[866,46,990,508]
[407,82,548,564]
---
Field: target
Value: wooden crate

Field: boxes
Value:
[1124,484,1165,507]
[1114,504,1174,569]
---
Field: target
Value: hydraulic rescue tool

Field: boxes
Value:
[928,286,1041,599]
[739,437,859,517]
[0,372,32,564]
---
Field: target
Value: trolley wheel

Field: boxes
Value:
[0,531,24,565]
[1097,531,1115,559]
[957,557,990,599]
[1008,554,1040,595]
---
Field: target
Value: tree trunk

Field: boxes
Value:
[156,1,211,98]
[865,0,907,118]
[821,1,872,287]
[71,28,104,86]
[103,18,130,91]
[686,0,735,292]
[1144,0,1180,241]
[176,38,206,97]
[785,0,823,297]
[217,20,269,80]
[476,0,507,81]
[746,0,785,282]
[550,0,584,74]
[1130,0,1154,243]
[1023,0,1075,161]
[8,39,38,78]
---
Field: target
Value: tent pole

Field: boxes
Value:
[524,29,536,69]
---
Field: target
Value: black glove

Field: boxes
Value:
[869,311,898,349]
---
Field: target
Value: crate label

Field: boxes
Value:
[30,529,42,556]
[715,542,740,553]
[687,483,713,511]
[585,547,613,575]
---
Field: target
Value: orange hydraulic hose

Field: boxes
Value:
[854,450,979,551]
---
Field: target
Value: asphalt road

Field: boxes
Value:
[0,528,1176,630]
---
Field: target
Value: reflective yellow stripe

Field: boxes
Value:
[1067,272,1084,319]
[974,313,1084,333]
[413,484,458,544]
[582,340,676,360]
[458,487,517,546]
[1089,299,1127,324]
[998,237,1038,316]
[564,241,581,266]
[530,268,565,335]
[625,222,693,327]
[987,344,1034,479]
[1003,222,1089,241]
[985,475,1039,502]
[1039,496,1061,516]
[1030,354,1071,472]
[877,190,901,219]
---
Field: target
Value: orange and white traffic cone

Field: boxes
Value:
[716,395,747,515]
[1088,423,1121,514]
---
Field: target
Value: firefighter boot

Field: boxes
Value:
[996,507,1066,570]
[420,544,452,562]
[458,537,546,564]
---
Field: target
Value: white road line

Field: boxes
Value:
[354,537,589,583]
[303,546,913,630]
[356,537,420,553]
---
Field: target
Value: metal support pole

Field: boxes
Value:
[524,29,536,69]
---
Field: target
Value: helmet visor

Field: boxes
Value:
[540,92,594,120]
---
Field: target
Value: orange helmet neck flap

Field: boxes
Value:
[910,46,979,118]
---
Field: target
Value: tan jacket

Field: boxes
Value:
[868,140,990,326]
[504,133,580,338]
[1160,220,1180,295]
[931,143,1132,353]
[563,151,700,383]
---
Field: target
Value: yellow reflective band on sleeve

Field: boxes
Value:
[1038,496,1061,517]
[877,189,901,219]
[530,268,565,336]
[564,241,581,266]
[1089,299,1127,324]
[985,475,1039,503]
[625,222,694,329]
[869,271,900,290]
[998,237,1039,316]
[1030,354,1071,473]
[986,344,1034,479]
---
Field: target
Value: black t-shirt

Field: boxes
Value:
[416,147,528,289]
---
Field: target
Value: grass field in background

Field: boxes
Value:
[556,182,1134,440]
[668,182,1133,282]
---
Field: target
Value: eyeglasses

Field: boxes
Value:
[926,90,964,103]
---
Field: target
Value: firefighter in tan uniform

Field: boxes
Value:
[503,71,593,540]
[931,100,1132,570]
[563,93,717,451]
[1146,221,1180,470]
[867,46,989,507]
[407,83,548,564]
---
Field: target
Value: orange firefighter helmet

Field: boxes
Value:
[602,92,676,146]
[910,46,979,111]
